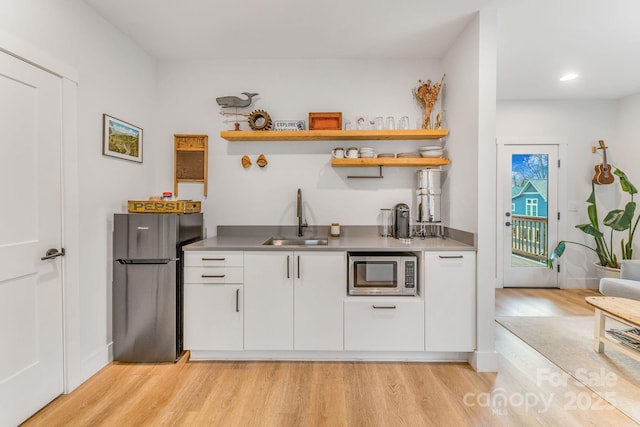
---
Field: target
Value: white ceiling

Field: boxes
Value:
[83,0,640,100]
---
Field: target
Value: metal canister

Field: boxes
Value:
[416,169,441,193]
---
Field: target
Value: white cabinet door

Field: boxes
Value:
[294,252,346,351]
[344,299,424,351]
[424,252,476,352]
[184,284,243,351]
[244,252,294,350]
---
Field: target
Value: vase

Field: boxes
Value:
[422,107,433,129]
[593,261,621,279]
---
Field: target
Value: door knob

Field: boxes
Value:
[505,222,511,227]
[41,248,65,260]
[505,212,511,217]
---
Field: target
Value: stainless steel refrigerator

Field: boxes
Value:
[112,213,203,362]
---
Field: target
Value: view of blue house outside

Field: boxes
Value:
[510,154,549,266]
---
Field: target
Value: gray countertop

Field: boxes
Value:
[184,225,475,252]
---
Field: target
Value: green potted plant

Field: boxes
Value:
[547,168,639,270]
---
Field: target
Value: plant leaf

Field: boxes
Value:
[547,241,566,268]
[587,203,600,230]
[576,223,603,238]
[615,168,638,195]
[603,203,635,231]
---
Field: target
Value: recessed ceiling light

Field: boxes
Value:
[560,73,579,82]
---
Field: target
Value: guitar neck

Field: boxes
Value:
[598,140,609,170]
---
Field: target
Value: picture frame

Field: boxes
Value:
[102,114,143,163]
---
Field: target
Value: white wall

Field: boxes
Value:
[0,0,158,388]
[617,93,640,174]
[616,92,640,261]
[156,59,443,234]
[441,17,480,235]
[497,100,620,287]
[442,8,499,372]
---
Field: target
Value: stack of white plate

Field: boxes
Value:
[419,146,444,158]
[397,152,420,158]
[359,147,376,158]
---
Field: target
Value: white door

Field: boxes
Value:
[501,145,559,287]
[0,52,64,426]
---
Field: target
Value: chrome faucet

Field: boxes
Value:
[296,188,308,237]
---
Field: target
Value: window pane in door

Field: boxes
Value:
[511,154,549,267]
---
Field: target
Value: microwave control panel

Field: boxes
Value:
[404,260,415,288]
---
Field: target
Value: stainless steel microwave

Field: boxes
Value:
[348,252,417,296]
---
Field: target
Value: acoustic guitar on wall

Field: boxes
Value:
[593,140,614,185]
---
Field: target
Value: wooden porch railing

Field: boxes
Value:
[511,215,548,261]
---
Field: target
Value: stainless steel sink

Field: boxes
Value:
[262,237,329,246]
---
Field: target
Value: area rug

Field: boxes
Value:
[496,315,640,423]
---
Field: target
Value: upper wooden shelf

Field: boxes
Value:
[331,157,450,167]
[220,129,448,142]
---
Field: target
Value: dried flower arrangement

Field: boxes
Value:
[412,74,445,129]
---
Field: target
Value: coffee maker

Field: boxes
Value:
[394,203,411,239]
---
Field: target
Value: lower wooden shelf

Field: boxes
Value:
[331,157,450,167]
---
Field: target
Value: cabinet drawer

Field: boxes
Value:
[184,266,244,284]
[344,298,424,351]
[184,251,243,267]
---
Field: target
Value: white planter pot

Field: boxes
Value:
[593,261,621,279]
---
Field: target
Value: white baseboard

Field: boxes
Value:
[78,343,112,387]
[559,278,599,289]
[470,350,499,372]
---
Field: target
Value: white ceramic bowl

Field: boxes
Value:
[420,150,444,157]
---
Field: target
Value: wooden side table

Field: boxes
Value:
[585,296,640,362]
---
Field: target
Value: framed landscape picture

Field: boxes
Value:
[102,114,143,163]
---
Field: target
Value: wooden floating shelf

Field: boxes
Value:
[331,157,450,167]
[220,129,448,142]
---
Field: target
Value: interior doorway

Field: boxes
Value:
[498,141,563,288]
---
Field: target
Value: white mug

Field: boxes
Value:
[346,147,359,158]
[332,147,345,158]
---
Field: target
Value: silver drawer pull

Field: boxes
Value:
[372,305,396,309]
[202,274,226,278]
[438,255,463,259]
[236,288,240,312]
[202,258,225,261]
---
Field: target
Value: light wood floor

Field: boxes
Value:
[23,289,639,426]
